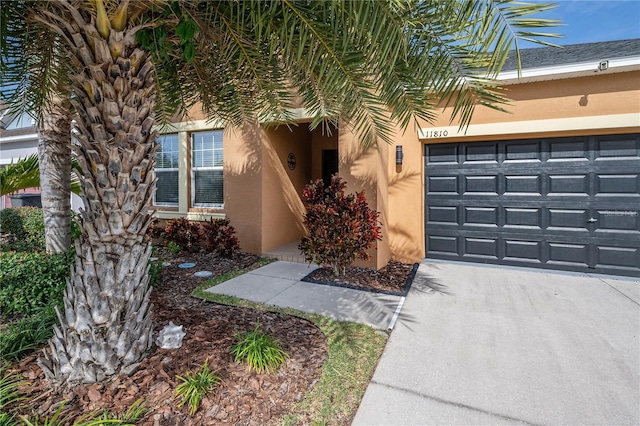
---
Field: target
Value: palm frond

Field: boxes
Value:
[0,154,81,197]
[0,154,40,197]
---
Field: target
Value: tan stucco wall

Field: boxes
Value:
[260,125,312,252]
[224,123,264,254]
[338,126,392,269]
[386,70,640,265]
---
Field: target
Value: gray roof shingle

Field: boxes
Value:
[502,38,640,71]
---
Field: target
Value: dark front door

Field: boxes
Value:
[322,149,339,186]
[424,134,640,277]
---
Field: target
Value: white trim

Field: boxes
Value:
[498,56,640,84]
[418,113,640,141]
[157,119,224,133]
[0,133,38,143]
[154,211,226,221]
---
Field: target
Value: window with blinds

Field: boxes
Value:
[191,130,223,208]
[154,133,179,206]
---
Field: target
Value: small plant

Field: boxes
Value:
[146,218,164,239]
[299,176,382,276]
[164,218,202,252]
[201,218,239,257]
[231,324,288,374]
[0,305,59,362]
[166,241,182,255]
[148,258,162,286]
[175,359,220,415]
[95,398,146,423]
[0,364,23,425]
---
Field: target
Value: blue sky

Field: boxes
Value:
[525,0,640,47]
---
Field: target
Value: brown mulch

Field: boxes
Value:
[305,261,415,294]
[7,251,413,425]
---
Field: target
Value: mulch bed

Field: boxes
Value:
[6,250,414,425]
[303,261,418,295]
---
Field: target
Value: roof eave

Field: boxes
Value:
[498,56,640,85]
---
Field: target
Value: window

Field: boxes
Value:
[154,134,179,206]
[192,130,223,208]
[5,112,35,130]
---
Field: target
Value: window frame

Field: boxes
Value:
[190,130,224,209]
[153,133,180,207]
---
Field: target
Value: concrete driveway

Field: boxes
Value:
[353,261,640,425]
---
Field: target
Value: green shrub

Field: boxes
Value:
[0,207,45,251]
[0,207,81,252]
[0,249,73,316]
[175,359,220,415]
[231,324,288,374]
[299,176,382,276]
[202,218,239,258]
[164,218,202,252]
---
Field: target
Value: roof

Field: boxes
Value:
[502,38,640,71]
[497,38,640,83]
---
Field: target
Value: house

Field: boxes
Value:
[155,38,639,277]
[0,109,41,209]
[0,108,84,210]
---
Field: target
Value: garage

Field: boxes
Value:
[424,133,640,277]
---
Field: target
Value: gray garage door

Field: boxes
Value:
[424,134,640,277]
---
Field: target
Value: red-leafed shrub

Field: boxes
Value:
[202,218,240,257]
[299,176,382,276]
[164,217,202,252]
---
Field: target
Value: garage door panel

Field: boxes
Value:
[427,235,458,255]
[548,175,589,195]
[548,138,590,161]
[548,243,589,267]
[463,207,499,227]
[427,176,458,193]
[595,209,639,231]
[428,145,458,163]
[505,141,542,162]
[548,209,588,231]
[462,237,499,260]
[504,207,542,229]
[463,143,498,163]
[504,240,542,263]
[426,206,458,224]
[596,136,639,158]
[504,175,541,194]
[596,246,639,269]
[595,174,640,195]
[464,176,498,194]
[425,134,640,277]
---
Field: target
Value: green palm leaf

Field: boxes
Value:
[0,154,81,197]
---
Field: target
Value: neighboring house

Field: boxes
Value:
[0,108,83,210]
[155,38,639,277]
[0,109,40,209]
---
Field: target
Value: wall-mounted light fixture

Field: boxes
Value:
[598,60,609,71]
[396,146,403,165]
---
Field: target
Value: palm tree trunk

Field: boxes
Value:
[37,1,156,385]
[37,99,72,253]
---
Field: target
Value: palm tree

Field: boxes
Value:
[1,0,559,385]
[2,1,76,253]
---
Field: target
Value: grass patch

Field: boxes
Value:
[192,266,387,425]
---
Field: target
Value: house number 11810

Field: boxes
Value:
[423,130,449,138]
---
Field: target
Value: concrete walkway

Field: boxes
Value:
[204,261,403,330]
[352,261,640,425]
